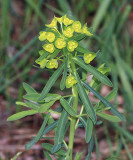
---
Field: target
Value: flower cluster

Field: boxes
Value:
[66,76,77,88]
[36,15,93,88]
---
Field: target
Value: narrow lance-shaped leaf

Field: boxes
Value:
[85,117,94,143]
[98,88,118,108]
[74,152,83,160]
[82,82,125,121]
[42,143,66,156]
[24,100,40,111]
[60,97,76,117]
[85,137,94,160]
[38,63,64,101]
[60,56,68,90]
[7,110,38,121]
[97,112,121,122]
[25,113,50,150]
[74,71,96,124]
[39,100,56,113]
[23,93,40,102]
[73,57,112,87]
[23,82,37,94]
[43,151,52,160]
[52,98,73,153]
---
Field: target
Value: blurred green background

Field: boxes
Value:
[0,0,133,159]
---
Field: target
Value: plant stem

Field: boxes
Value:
[68,55,78,159]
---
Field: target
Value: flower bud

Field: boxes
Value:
[46,59,58,69]
[84,52,96,64]
[67,40,78,52]
[38,31,47,41]
[82,23,93,36]
[35,58,47,69]
[66,76,77,88]
[72,21,82,32]
[63,26,74,38]
[63,15,74,26]
[46,17,57,28]
[43,43,55,53]
[46,32,55,42]
[55,38,66,49]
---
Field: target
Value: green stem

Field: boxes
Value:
[68,55,78,159]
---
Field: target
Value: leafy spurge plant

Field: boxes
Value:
[7,15,125,160]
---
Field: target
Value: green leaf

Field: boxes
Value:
[44,93,61,102]
[97,112,121,122]
[42,121,58,135]
[43,151,52,160]
[74,152,83,160]
[7,110,38,121]
[73,34,86,41]
[39,100,56,113]
[52,96,72,153]
[23,93,40,102]
[16,101,29,108]
[75,45,90,54]
[79,117,87,128]
[60,57,68,90]
[60,97,76,117]
[11,152,22,160]
[23,82,37,94]
[42,143,66,156]
[52,109,68,152]
[85,118,93,143]
[82,82,125,121]
[50,48,60,59]
[73,57,112,87]
[25,113,50,150]
[24,100,40,110]
[98,88,117,108]
[85,137,94,160]
[74,71,96,123]
[39,63,64,101]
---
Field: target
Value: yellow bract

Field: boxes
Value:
[82,24,93,36]
[56,16,63,23]
[43,43,55,53]
[36,58,47,69]
[84,52,96,64]
[46,59,58,69]
[55,38,66,49]
[63,15,74,26]
[63,26,74,38]
[66,76,77,88]
[46,32,55,42]
[72,21,82,32]
[38,31,47,41]
[67,40,78,52]
[46,17,57,28]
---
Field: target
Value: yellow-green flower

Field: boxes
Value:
[63,26,74,38]
[82,23,93,36]
[67,40,78,52]
[46,32,55,42]
[38,31,47,41]
[46,59,58,69]
[55,38,66,49]
[35,58,47,69]
[66,76,77,88]
[46,17,57,28]
[84,52,96,64]
[63,15,74,26]
[56,16,63,23]
[72,21,82,32]
[98,64,111,74]
[43,43,55,53]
